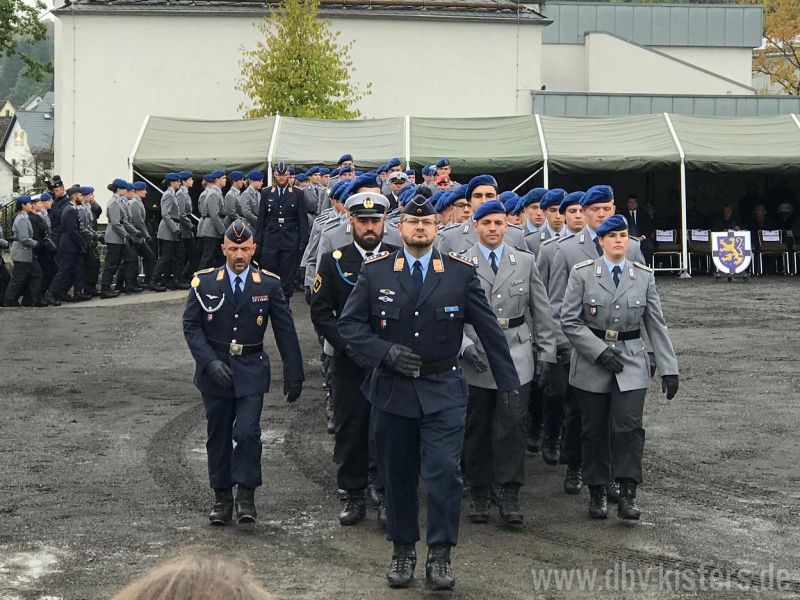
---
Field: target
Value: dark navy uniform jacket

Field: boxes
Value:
[58,203,85,254]
[339,248,520,419]
[254,185,310,250]
[182,265,305,398]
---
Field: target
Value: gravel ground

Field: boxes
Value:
[0,275,798,600]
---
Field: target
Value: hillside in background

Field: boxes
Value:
[0,20,54,106]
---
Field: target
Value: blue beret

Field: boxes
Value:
[540,188,567,210]
[355,171,362,176]
[164,173,180,183]
[404,169,414,177]
[401,195,436,216]
[449,184,468,202]
[398,185,419,207]
[132,182,146,191]
[429,190,445,210]
[288,167,296,175]
[473,200,506,222]
[387,157,401,169]
[229,170,245,182]
[348,171,382,197]
[79,186,94,196]
[499,191,520,214]
[595,214,629,237]
[517,187,548,210]
[581,185,614,207]
[113,177,129,188]
[377,163,388,175]
[247,170,264,181]
[15,194,33,204]
[421,165,431,176]
[319,167,330,176]
[295,173,308,182]
[559,191,584,213]
[202,173,214,183]
[274,161,288,174]
[436,158,450,168]
[466,174,498,201]
[208,169,225,179]
[330,167,340,178]
[125,182,135,191]
[39,192,52,201]
[179,170,192,180]
[331,181,349,201]
[225,219,253,244]
[436,190,456,212]
[307,166,320,176]
[338,165,354,175]
[337,153,353,165]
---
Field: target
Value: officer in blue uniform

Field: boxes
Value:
[183,220,305,526]
[255,161,309,301]
[339,195,520,591]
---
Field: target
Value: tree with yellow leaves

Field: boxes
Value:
[753,0,800,95]
[237,0,370,119]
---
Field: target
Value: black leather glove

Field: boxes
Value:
[597,348,624,374]
[284,380,303,403]
[381,344,422,377]
[304,286,312,306]
[345,345,373,369]
[461,345,488,373]
[0,239,9,249]
[661,375,679,400]
[99,234,105,244]
[497,389,521,410]
[648,352,657,378]
[205,359,233,388]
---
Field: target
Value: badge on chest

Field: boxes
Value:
[589,305,598,316]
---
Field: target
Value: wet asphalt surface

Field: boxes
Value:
[0,275,798,599]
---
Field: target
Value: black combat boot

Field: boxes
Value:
[606,481,621,503]
[339,492,366,526]
[367,474,382,510]
[541,435,561,465]
[42,292,61,307]
[100,287,120,299]
[425,544,455,591]
[235,486,257,523]
[147,282,167,292]
[377,502,387,529]
[325,393,335,434]
[563,467,583,495]
[617,480,641,520]
[209,489,234,525]
[468,486,491,523]
[588,485,608,519]
[526,424,542,454]
[497,484,524,526]
[386,542,416,588]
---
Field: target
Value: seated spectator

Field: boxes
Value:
[112,555,274,600]
[686,196,709,230]
[711,205,740,231]
[775,202,795,231]
[750,203,777,232]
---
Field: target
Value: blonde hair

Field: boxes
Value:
[112,555,274,600]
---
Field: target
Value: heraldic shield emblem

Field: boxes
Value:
[711,230,752,274]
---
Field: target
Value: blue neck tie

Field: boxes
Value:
[489,251,498,274]
[612,265,621,287]
[233,275,243,301]
[411,260,423,295]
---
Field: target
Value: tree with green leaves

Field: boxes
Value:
[754,0,800,95]
[237,0,370,119]
[0,0,51,86]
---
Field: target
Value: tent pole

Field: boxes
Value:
[791,114,800,132]
[266,114,281,187]
[534,114,548,188]
[404,115,411,170]
[511,167,543,193]
[129,115,151,182]
[134,169,199,223]
[663,113,690,279]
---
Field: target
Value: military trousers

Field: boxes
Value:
[48,250,82,297]
[202,392,264,490]
[151,239,181,285]
[4,260,42,304]
[198,236,224,270]
[371,404,465,546]
[101,242,136,289]
[464,383,531,488]
[527,380,544,440]
[180,237,198,282]
[0,258,10,300]
[574,383,646,486]
[131,239,155,281]
[260,234,300,299]
[81,247,101,293]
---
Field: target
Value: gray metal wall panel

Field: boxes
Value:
[724,8,744,47]
[705,8,726,46]
[559,4,578,44]
[778,98,800,115]
[669,7,689,46]
[673,97,696,115]
[615,5,634,40]
[566,95,589,117]
[736,99,758,117]
[652,6,671,47]
[715,98,737,117]
[630,96,653,115]
[687,7,707,46]
[742,8,763,47]
[758,98,780,115]
[587,95,609,117]
[578,5,596,43]
[652,97,674,114]
[608,96,631,116]
[542,3,560,43]
[633,6,652,46]
[595,4,615,36]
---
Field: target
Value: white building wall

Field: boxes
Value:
[0,163,14,203]
[3,120,35,190]
[584,33,754,95]
[54,11,544,201]
[655,46,753,88]
[540,43,586,92]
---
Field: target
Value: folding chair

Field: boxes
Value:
[651,230,683,272]
[756,230,791,275]
[687,229,711,275]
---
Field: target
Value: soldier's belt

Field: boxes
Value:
[589,328,641,342]
[498,315,525,330]
[418,356,459,377]
[209,340,264,356]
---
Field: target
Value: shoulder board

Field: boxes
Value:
[448,252,475,267]
[321,220,341,232]
[541,237,558,247]
[364,251,390,264]
[260,268,280,280]
[193,267,215,276]
[509,224,523,231]
[557,235,573,244]
[513,247,533,255]
[633,261,653,272]
[440,223,459,232]
[574,259,594,269]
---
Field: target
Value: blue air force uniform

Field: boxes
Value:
[339,198,519,550]
[183,251,304,492]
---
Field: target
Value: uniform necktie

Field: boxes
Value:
[612,265,621,287]
[365,251,373,258]
[593,236,603,257]
[632,210,637,226]
[489,251,498,274]
[233,275,243,302]
[411,260,423,295]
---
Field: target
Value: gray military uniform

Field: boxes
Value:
[177,187,194,240]
[129,196,151,241]
[525,226,559,256]
[223,187,242,226]
[460,243,557,388]
[157,188,182,242]
[10,212,37,262]
[437,220,527,255]
[238,185,260,227]
[197,185,225,238]
[104,195,131,245]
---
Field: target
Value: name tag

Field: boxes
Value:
[252,295,269,302]
[444,306,460,313]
